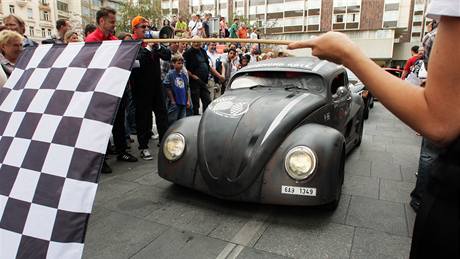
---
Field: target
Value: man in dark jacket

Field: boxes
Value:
[42,19,71,44]
[130,16,171,160]
[183,36,223,115]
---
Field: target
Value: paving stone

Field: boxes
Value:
[131,228,228,259]
[83,211,168,259]
[346,196,407,236]
[350,227,412,259]
[88,205,112,225]
[379,179,414,203]
[93,178,141,206]
[134,171,166,186]
[405,203,416,237]
[345,159,371,177]
[112,165,153,182]
[254,220,354,259]
[371,160,402,181]
[236,247,293,259]
[143,196,228,235]
[359,150,394,164]
[343,175,379,199]
[401,166,417,183]
[102,185,167,218]
[208,206,272,247]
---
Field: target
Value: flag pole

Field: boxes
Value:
[142,38,292,45]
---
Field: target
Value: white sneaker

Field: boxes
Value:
[151,133,159,140]
[140,149,153,160]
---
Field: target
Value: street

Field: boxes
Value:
[84,102,420,259]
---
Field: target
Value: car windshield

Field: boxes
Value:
[345,69,359,84]
[230,71,325,93]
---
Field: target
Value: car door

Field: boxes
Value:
[330,71,352,134]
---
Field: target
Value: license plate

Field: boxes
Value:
[281,185,317,196]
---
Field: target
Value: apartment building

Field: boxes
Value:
[0,0,57,43]
[161,0,431,62]
[0,0,126,43]
[81,0,124,26]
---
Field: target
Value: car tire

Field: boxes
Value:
[363,102,369,120]
[369,95,374,109]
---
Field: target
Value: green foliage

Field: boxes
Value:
[116,0,161,33]
[231,12,250,27]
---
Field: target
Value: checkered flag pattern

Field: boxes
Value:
[0,41,140,259]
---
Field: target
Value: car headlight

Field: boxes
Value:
[284,146,317,180]
[163,133,185,161]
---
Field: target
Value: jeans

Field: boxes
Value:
[410,137,441,203]
[168,104,187,125]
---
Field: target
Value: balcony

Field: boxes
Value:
[17,0,27,7]
[57,10,70,18]
[39,20,53,28]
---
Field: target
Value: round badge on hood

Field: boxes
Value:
[208,96,250,118]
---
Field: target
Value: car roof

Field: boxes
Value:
[235,57,344,79]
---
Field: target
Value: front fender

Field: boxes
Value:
[261,123,345,206]
[158,116,201,187]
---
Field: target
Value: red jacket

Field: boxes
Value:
[85,27,117,42]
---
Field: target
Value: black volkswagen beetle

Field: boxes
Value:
[158,57,364,209]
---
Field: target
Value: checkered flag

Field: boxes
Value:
[0,41,140,258]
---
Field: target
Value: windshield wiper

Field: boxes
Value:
[284,85,305,91]
[249,84,271,89]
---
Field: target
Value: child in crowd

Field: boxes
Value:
[163,54,191,125]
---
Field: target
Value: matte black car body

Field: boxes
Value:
[158,57,364,208]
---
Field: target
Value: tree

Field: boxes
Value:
[116,0,161,33]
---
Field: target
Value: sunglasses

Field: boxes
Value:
[136,25,147,29]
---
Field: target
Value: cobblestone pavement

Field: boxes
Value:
[84,102,421,259]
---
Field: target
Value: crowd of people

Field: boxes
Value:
[0,7,287,174]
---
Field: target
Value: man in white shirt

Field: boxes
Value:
[248,44,259,63]
[188,14,203,37]
[206,42,225,99]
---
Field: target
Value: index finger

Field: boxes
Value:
[287,38,316,50]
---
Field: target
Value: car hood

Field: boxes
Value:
[197,89,326,196]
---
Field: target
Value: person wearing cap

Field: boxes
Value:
[129,15,171,160]
[188,14,203,37]
[85,7,117,42]
[86,7,138,174]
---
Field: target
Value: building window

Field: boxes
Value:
[346,13,359,23]
[308,0,322,9]
[57,1,69,12]
[27,8,33,19]
[47,29,52,37]
[9,5,15,14]
[41,28,46,37]
[334,14,344,23]
[333,0,361,30]
[41,11,49,21]
[29,27,34,37]
[308,15,320,25]
[41,0,48,4]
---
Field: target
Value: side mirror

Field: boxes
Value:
[333,86,349,99]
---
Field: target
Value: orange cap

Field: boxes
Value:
[131,16,146,29]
